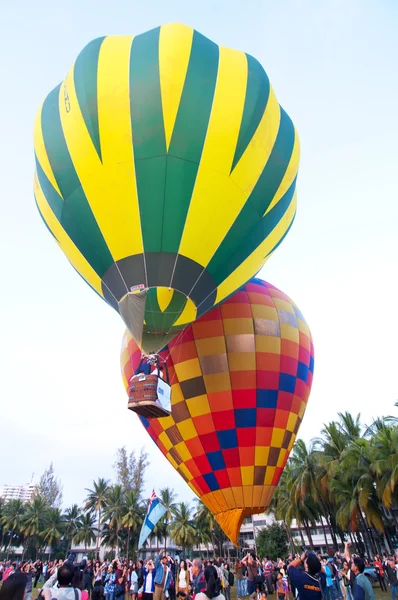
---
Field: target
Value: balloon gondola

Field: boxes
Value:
[128,354,172,418]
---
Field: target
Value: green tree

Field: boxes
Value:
[195,500,217,556]
[159,487,177,553]
[256,522,288,559]
[1,499,25,559]
[22,496,49,559]
[84,478,109,555]
[64,504,81,553]
[74,513,96,553]
[121,490,144,559]
[113,447,149,496]
[42,508,64,559]
[34,463,63,508]
[170,502,196,555]
[102,485,125,555]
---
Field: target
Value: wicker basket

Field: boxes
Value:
[128,374,171,418]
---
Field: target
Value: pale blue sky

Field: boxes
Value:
[1,0,397,508]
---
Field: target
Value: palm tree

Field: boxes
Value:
[84,478,109,555]
[170,502,196,556]
[372,425,398,509]
[1,499,25,559]
[42,508,64,559]
[195,500,217,556]
[0,497,6,550]
[22,496,49,559]
[74,513,96,553]
[121,490,143,559]
[64,504,81,553]
[159,487,177,553]
[101,522,118,557]
[102,485,125,555]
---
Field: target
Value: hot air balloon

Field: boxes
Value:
[34,23,300,354]
[121,278,314,545]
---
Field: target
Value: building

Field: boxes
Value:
[0,483,35,502]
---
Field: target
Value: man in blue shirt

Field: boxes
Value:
[154,551,172,600]
[288,552,325,600]
[351,558,375,600]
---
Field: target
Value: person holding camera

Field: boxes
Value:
[288,551,325,600]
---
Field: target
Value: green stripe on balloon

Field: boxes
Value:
[41,84,113,277]
[161,30,219,253]
[35,156,63,221]
[211,177,297,287]
[207,107,295,279]
[130,27,167,254]
[73,36,105,162]
[231,54,270,173]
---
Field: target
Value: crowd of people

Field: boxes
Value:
[1,544,398,600]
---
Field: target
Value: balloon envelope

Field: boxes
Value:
[121,278,314,545]
[34,23,300,353]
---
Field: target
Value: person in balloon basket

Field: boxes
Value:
[288,551,325,600]
[153,552,172,600]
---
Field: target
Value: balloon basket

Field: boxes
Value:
[128,373,171,419]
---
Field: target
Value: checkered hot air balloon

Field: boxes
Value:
[121,278,314,545]
[34,23,300,354]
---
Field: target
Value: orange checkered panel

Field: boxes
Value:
[120,278,314,544]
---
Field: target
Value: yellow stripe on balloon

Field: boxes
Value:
[97,35,144,259]
[263,126,300,216]
[59,48,142,264]
[173,297,197,327]
[33,103,63,197]
[230,86,280,195]
[215,192,297,304]
[156,287,174,313]
[177,46,247,266]
[159,23,193,151]
[34,173,104,298]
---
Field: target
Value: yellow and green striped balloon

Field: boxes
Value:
[34,23,300,353]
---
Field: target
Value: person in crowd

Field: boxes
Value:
[22,562,35,600]
[137,561,144,592]
[250,583,267,600]
[153,552,172,600]
[324,558,337,600]
[373,555,387,592]
[104,565,116,600]
[235,560,244,600]
[93,561,106,600]
[83,560,94,598]
[385,556,398,600]
[42,562,83,600]
[288,551,325,600]
[263,557,273,595]
[142,559,155,600]
[351,557,375,600]
[72,569,89,600]
[340,560,353,600]
[130,563,138,600]
[3,563,16,583]
[241,554,259,597]
[220,563,230,600]
[0,572,28,600]
[276,572,287,600]
[177,560,190,595]
[34,560,43,587]
[194,565,225,600]
[191,559,206,598]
